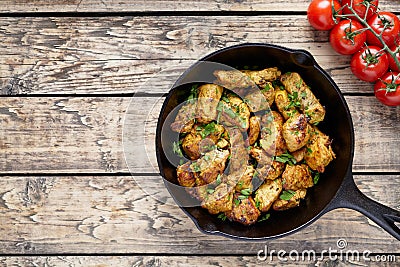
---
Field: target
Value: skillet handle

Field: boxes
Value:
[327,171,400,241]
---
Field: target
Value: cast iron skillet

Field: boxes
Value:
[156,43,400,240]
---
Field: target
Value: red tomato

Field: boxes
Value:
[350,46,389,82]
[388,45,400,72]
[374,71,400,106]
[366,12,400,48]
[330,20,367,55]
[307,0,342,31]
[342,0,378,20]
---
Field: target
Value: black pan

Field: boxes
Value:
[156,43,400,240]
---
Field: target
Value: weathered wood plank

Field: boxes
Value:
[0,175,398,254]
[0,256,398,267]
[1,0,398,13]
[0,16,382,94]
[0,96,399,174]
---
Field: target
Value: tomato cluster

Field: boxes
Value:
[307,0,400,106]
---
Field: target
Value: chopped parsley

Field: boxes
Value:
[217,213,227,221]
[187,84,198,104]
[274,153,297,166]
[215,174,222,185]
[258,213,271,222]
[240,188,252,196]
[280,190,296,201]
[172,141,184,157]
[261,83,272,92]
[206,188,215,194]
[191,162,201,172]
[286,92,301,109]
[313,172,320,185]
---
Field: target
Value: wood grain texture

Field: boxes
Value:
[0,175,398,254]
[0,0,398,12]
[0,96,399,174]
[0,15,385,94]
[0,256,398,267]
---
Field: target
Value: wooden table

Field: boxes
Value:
[1,1,399,266]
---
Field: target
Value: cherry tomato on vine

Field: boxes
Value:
[366,12,400,48]
[342,0,378,21]
[388,44,400,72]
[350,45,389,82]
[330,20,367,55]
[307,0,342,31]
[374,71,400,106]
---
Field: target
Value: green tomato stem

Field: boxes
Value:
[336,3,400,71]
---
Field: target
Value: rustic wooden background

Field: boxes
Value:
[0,0,399,266]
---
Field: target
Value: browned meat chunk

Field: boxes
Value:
[202,183,234,214]
[218,93,250,132]
[177,161,196,187]
[226,128,249,174]
[170,101,196,134]
[282,113,312,152]
[259,111,287,156]
[281,164,313,191]
[249,147,284,181]
[292,147,306,163]
[274,89,300,120]
[254,178,283,212]
[191,149,230,184]
[247,116,260,146]
[226,194,260,225]
[280,72,325,124]
[304,127,336,173]
[196,84,224,124]
[244,81,275,112]
[213,69,255,90]
[273,189,307,211]
[242,67,282,87]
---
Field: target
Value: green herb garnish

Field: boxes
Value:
[217,213,227,221]
[172,141,184,157]
[280,190,296,201]
[258,213,270,222]
[274,153,297,166]
[313,172,320,185]
[240,188,252,196]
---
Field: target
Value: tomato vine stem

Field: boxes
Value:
[335,2,400,70]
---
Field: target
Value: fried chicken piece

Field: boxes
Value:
[292,147,307,163]
[182,122,228,160]
[170,101,197,134]
[227,127,249,174]
[202,183,234,215]
[281,164,313,191]
[249,147,284,181]
[213,69,255,90]
[226,194,260,225]
[243,67,282,87]
[254,178,283,212]
[282,113,312,152]
[247,116,260,146]
[177,161,196,187]
[228,165,255,192]
[191,149,230,184]
[280,72,325,124]
[181,132,203,160]
[304,127,336,173]
[196,84,223,124]
[244,81,275,112]
[274,89,300,120]
[258,160,285,181]
[272,189,307,211]
[259,111,287,156]
[218,93,250,132]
